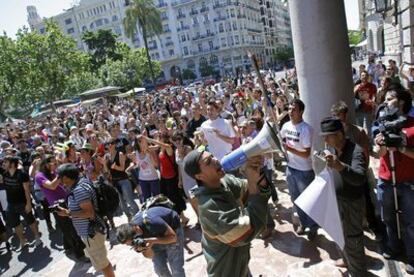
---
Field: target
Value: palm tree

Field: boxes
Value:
[123,0,162,86]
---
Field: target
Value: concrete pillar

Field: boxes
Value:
[288,0,355,153]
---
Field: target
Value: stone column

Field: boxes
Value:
[288,0,355,153]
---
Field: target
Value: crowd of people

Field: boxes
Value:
[0,58,413,277]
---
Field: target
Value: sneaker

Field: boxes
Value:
[295,225,305,235]
[383,252,398,260]
[406,264,414,275]
[15,242,28,252]
[307,229,318,241]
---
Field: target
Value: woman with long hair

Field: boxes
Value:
[35,155,88,261]
[147,132,189,225]
[104,138,139,221]
[133,135,160,201]
[172,131,199,222]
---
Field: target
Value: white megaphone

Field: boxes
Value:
[220,121,283,172]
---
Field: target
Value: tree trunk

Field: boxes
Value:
[142,27,156,87]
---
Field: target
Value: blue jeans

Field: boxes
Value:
[140,179,160,201]
[286,166,318,229]
[152,227,185,277]
[117,179,139,217]
[377,180,414,263]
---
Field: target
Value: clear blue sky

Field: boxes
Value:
[0,0,360,38]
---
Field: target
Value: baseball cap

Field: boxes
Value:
[183,149,204,180]
[320,117,343,136]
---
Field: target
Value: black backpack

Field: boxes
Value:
[91,176,120,218]
[141,194,175,224]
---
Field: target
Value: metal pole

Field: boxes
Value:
[389,150,401,239]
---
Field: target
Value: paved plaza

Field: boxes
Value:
[1,158,409,277]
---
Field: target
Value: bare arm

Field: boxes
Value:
[41,176,61,190]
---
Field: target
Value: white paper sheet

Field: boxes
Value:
[295,168,345,249]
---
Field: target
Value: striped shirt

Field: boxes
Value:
[68,178,96,238]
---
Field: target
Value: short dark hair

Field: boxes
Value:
[207,98,219,109]
[290,99,305,112]
[57,163,79,180]
[4,156,19,167]
[116,223,136,244]
[387,87,413,114]
[330,101,349,115]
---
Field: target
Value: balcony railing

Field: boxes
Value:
[177,14,186,19]
[171,0,197,7]
[165,41,174,47]
[189,10,198,15]
[200,7,209,13]
[161,14,168,20]
[214,15,228,22]
[192,33,215,41]
[177,25,190,32]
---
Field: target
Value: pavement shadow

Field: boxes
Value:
[183,227,201,255]
[270,230,323,267]
[48,228,64,251]
[0,247,12,274]
[15,243,52,276]
[68,261,96,277]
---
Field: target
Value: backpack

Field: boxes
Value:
[91,176,120,218]
[141,194,175,224]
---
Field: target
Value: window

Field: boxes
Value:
[221,37,226,47]
[198,43,202,52]
[208,41,213,50]
[169,49,175,56]
[193,17,198,25]
[183,46,189,55]
[155,53,160,59]
[230,9,235,17]
[82,26,87,32]
[112,15,118,21]
[232,22,237,30]
[163,24,169,32]
[181,34,186,42]
[235,35,239,45]
[219,23,224,33]
[39,28,45,34]
[65,18,72,25]
[96,19,103,27]
[67,28,75,34]
[204,14,209,22]
[114,26,122,35]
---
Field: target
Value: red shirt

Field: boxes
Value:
[379,117,414,183]
[159,151,177,179]
[355,82,377,112]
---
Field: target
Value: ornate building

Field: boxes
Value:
[28,0,292,80]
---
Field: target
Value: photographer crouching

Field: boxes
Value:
[373,87,414,275]
[183,150,271,277]
[116,203,185,277]
[56,163,115,277]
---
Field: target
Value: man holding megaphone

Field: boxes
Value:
[183,148,271,277]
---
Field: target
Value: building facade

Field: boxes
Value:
[28,0,292,80]
[361,0,414,64]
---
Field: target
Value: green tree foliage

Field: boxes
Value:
[82,29,123,71]
[0,33,20,115]
[273,46,294,64]
[100,48,161,89]
[182,68,196,80]
[123,0,162,84]
[199,62,215,77]
[13,21,90,111]
[348,30,363,45]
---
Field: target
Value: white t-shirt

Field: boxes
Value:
[280,121,313,171]
[201,118,235,160]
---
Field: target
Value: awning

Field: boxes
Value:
[356,39,367,47]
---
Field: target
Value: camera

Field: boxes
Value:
[132,235,147,248]
[372,104,407,148]
[49,199,67,213]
